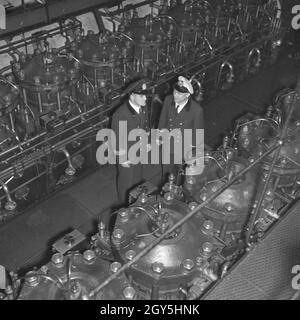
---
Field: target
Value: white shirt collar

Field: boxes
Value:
[129,100,141,114]
[175,99,188,114]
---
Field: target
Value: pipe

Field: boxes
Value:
[0,143,93,205]
[0,118,108,183]
[0,179,17,211]
[156,15,179,32]
[203,37,213,52]
[190,76,203,102]
[57,92,62,112]
[67,255,73,297]
[58,147,76,176]
[246,48,261,74]
[21,273,66,291]
[0,20,81,55]
[129,206,156,221]
[216,61,234,88]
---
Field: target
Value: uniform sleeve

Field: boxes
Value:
[111,111,127,156]
[158,96,169,130]
[194,104,204,130]
[192,104,204,151]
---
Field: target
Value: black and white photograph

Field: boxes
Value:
[0,0,300,305]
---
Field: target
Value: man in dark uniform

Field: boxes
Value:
[111,79,151,205]
[157,75,204,182]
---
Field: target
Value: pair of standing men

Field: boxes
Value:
[111,76,204,205]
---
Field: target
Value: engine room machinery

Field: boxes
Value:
[109,0,283,92]
[4,250,137,300]
[92,193,227,300]
[3,80,300,300]
[0,0,284,224]
[0,0,295,301]
[91,79,300,300]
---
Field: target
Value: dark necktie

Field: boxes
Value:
[139,107,147,129]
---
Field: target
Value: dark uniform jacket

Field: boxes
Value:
[158,95,204,161]
[111,101,151,204]
[111,101,151,158]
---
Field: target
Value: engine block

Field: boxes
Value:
[17,251,135,300]
[108,193,225,299]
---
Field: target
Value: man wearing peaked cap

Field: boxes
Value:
[111,79,152,205]
[157,75,204,182]
[174,76,194,95]
[124,78,150,95]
